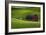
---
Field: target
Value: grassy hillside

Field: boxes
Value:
[11,7,40,29]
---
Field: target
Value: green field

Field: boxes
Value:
[11,7,40,29]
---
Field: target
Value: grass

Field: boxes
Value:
[11,18,40,29]
[11,7,40,29]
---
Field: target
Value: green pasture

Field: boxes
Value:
[11,7,40,29]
